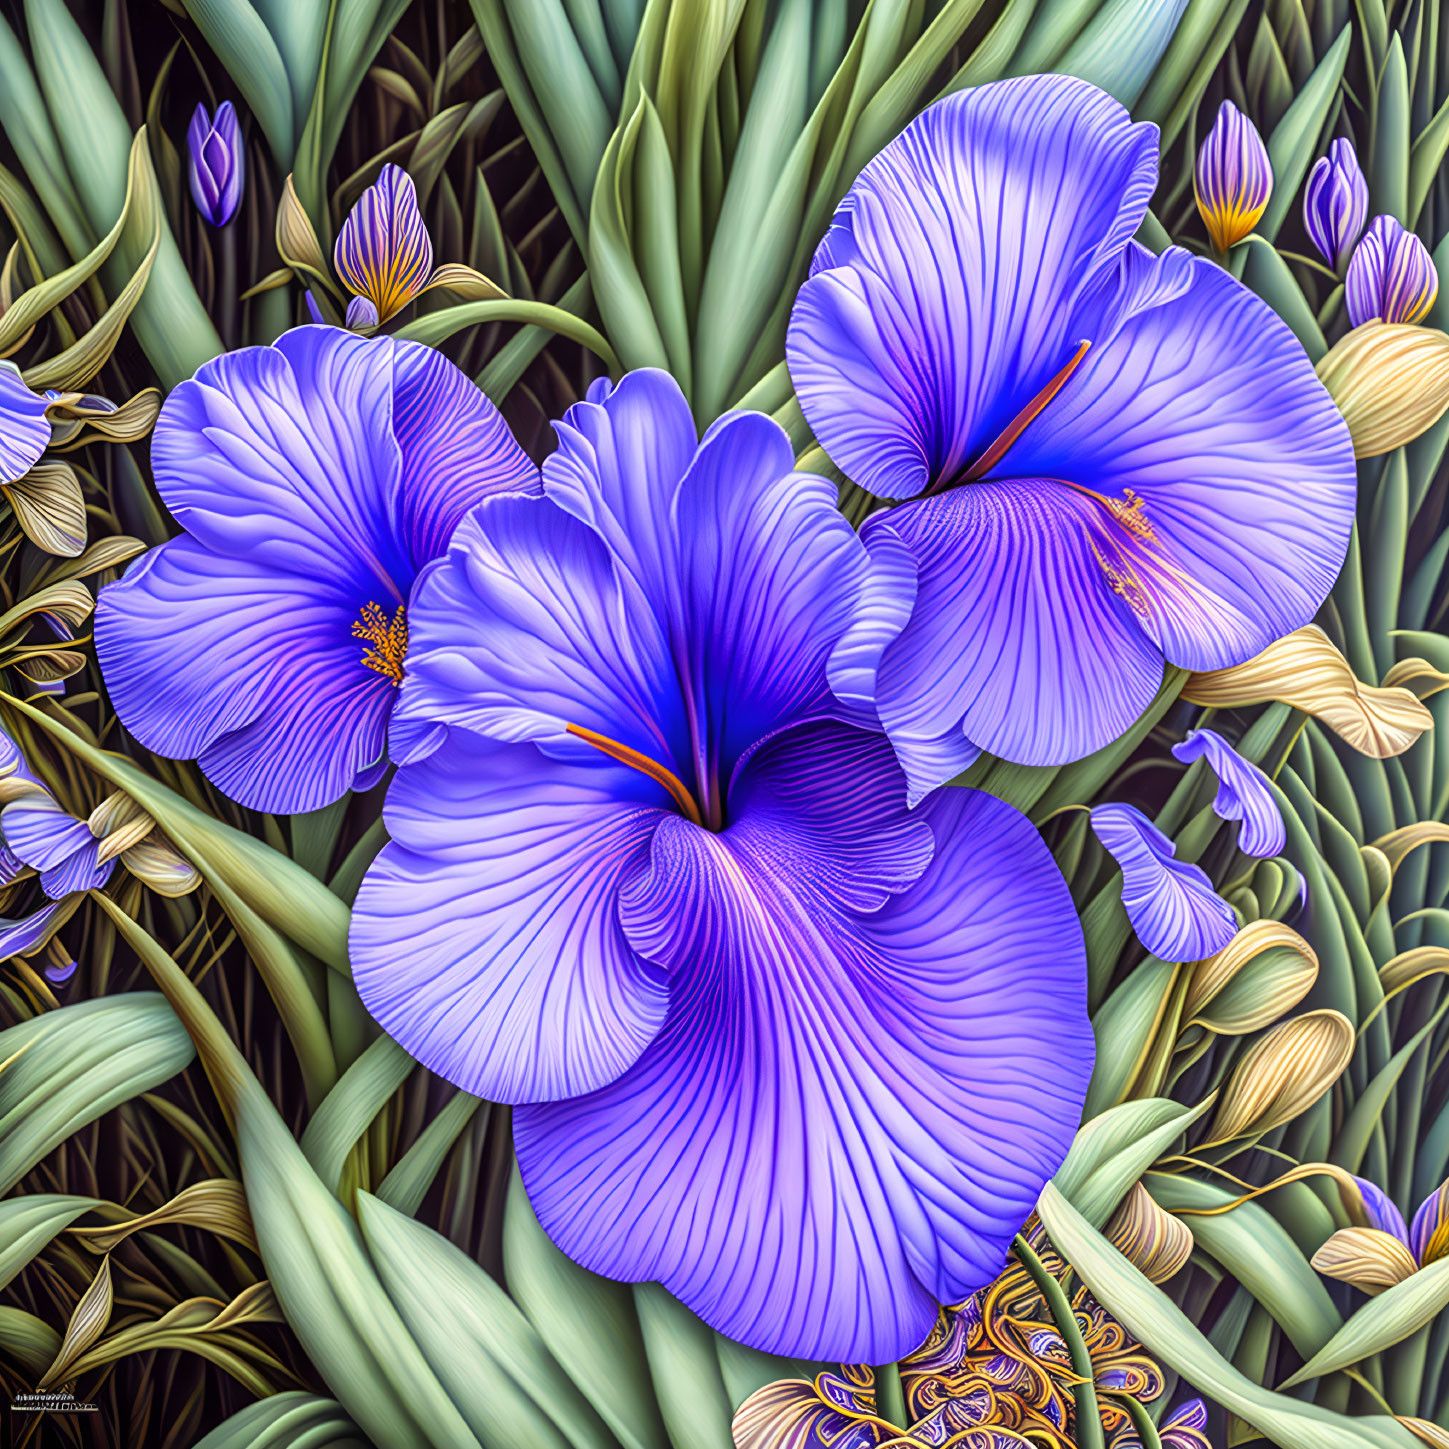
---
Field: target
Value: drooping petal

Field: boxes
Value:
[0,364,51,485]
[334,164,433,322]
[1002,246,1357,674]
[38,837,113,899]
[96,536,395,813]
[0,900,69,960]
[787,74,1158,501]
[516,727,1091,1361]
[1091,803,1237,962]
[1171,728,1285,857]
[350,730,669,1102]
[1410,1180,1449,1266]
[862,480,1167,785]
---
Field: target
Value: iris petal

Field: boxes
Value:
[1171,728,1286,857]
[1410,1180,1449,1266]
[1091,802,1237,962]
[334,165,434,322]
[1354,1175,1410,1244]
[515,727,1090,1361]
[0,364,51,485]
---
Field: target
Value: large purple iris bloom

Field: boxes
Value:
[787,75,1356,794]
[350,370,1092,1361]
[95,327,538,814]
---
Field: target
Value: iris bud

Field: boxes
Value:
[186,102,243,228]
[1346,215,1438,326]
[1194,100,1272,252]
[1303,139,1368,271]
[334,164,433,326]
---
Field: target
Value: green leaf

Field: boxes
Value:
[1035,1184,1420,1449]
[300,1036,415,1194]
[0,1306,61,1380]
[1370,35,1409,224]
[358,1192,622,1449]
[0,1194,97,1293]
[1240,237,1327,361]
[1082,959,1180,1117]
[375,1091,485,1218]
[1280,1258,1449,1388]
[0,995,195,1196]
[632,1284,736,1449]
[1051,0,1192,107]
[189,1391,367,1449]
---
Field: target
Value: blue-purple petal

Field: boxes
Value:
[1303,140,1368,271]
[1346,216,1438,326]
[1091,802,1237,962]
[1171,728,1285,857]
[0,364,51,485]
[1410,1179,1449,1266]
[1353,1175,1410,1244]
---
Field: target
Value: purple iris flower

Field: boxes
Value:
[1346,215,1438,327]
[787,75,1355,796]
[1303,140,1368,271]
[1354,1174,1449,1267]
[1194,99,1273,252]
[0,363,52,484]
[1091,803,1237,962]
[350,369,1093,1361]
[95,326,539,814]
[1171,727,1285,857]
[187,102,243,228]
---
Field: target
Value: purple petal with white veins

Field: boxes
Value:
[0,365,51,485]
[1172,728,1285,857]
[39,838,114,899]
[1091,803,1237,962]
[787,74,1158,501]
[2,790,95,874]
[1346,216,1438,326]
[516,725,1090,1360]
[350,730,669,1102]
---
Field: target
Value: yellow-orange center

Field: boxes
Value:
[353,601,408,685]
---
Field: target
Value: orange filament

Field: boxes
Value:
[951,340,1092,488]
[353,601,408,685]
[565,724,704,826]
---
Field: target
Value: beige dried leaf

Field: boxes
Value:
[121,833,202,897]
[276,174,332,287]
[1383,657,1449,700]
[1400,1416,1449,1449]
[88,791,156,865]
[1183,625,1432,758]
[1184,920,1318,1035]
[2,461,86,556]
[38,1254,112,1389]
[1205,1010,1355,1144]
[419,260,508,302]
[1310,1226,1419,1294]
[1107,1181,1194,1284]
[70,1179,256,1254]
[1372,822,1449,873]
[1316,321,1449,457]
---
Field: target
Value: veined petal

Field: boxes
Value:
[1160,1399,1212,1449]
[0,900,69,960]
[334,164,433,322]
[1353,1175,1411,1243]
[350,731,669,1102]
[787,74,1158,500]
[0,364,51,485]
[516,728,1090,1361]
[1091,803,1237,962]
[1410,1180,1449,1266]
[1171,728,1285,857]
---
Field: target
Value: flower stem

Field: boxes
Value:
[871,1360,907,1431]
[395,299,621,375]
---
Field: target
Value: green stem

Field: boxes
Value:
[871,1360,907,1431]
[1013,1233,1107,1449]
[1114,1391,1163,1449]
[395,299,621,374]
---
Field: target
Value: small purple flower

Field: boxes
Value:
[1171,727,1285,857]
[1091,803,1237,962]
[1346,215,1438,326]
[0,363,51,484]
[1350,1174,1449,1268]
[186,102,243,228]
[1303,140,1368,271]
[787,76,1354,794]
[95,327,540,814]
[350,369,1093,1361]
[335,165,432,326]
[1194,99,1273,252]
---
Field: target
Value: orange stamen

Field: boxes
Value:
[566,724,704,826]
[353,601,408,685]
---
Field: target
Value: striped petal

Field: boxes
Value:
[0,364,51,485]
[334,165,433,322]
[1410,1180,1449,1266]
[1171,727,1285,857]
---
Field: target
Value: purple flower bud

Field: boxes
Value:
[1194,100,1272,252]
[334,164,433,325]
[1303,139,1368,271]
[1346,215,1438,326]
[186,101,243,228]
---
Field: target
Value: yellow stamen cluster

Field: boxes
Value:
[1107,488,1154,541]
[353,601,408,685]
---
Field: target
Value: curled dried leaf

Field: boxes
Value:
[121,833,202,897]
[2,461,86,556]
[1184,920,1318,1035]
[1400,1416,1449,1449]
[1107,1181,1194,1284]
[1316,321,1449,457]
[37,1254,112,1389]
[1183,625,1432,757]
[1382,657,1449,700]
[1310,1227,1419,1294]
[88,791,156,865]
[276,174,334,293]
[70,1179,256,1253]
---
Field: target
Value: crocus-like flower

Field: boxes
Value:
[350,369,1092,1361]
[1312,1175,1449,1292]
[1091,803,1237,962]
[95,326,539,814]
[1346,215,1438,326]
[1171,727,1285,857]
[187,102,243,228]
[335,165,433,327]
[1303,139,1368,271]
[1194,99,1273,252]
[787,76,1354,795]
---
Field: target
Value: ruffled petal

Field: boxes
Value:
[1091,803,1237,962]
[516,726,1090,1361]
[1171,728,1285,857]
[787,74,1158,500]
[1003,246,1356,672]
[863,480,1166,787]
[2,791,94,873]
[96,536,395,813]
[38,838,113,899]
[350,731,669,1102]
[390,337,541,568]
[0,364,51,484]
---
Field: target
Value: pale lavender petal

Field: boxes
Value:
[1091,803,1237,962]
[0,901,66,959]
[350,730,669,1102]
[788,74,1158,500]
[515,726,1090,1361]
[1303,140,1368,271]
[1172,728,1285,857]
[1354,1175,1410,1244]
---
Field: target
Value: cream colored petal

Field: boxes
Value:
[1183,624,1432,758]
[1383,657,1449,700]
[1107,1181,1194,1284]
[1316,321,1449,458]
[88,791,156,865]
[1310,1227,1419,1293]
[1399,1417,1449,1449]
[1184,919,1318,1035]
[120,834,202,897]
[418,261,509,302]
[1,460,85,556]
